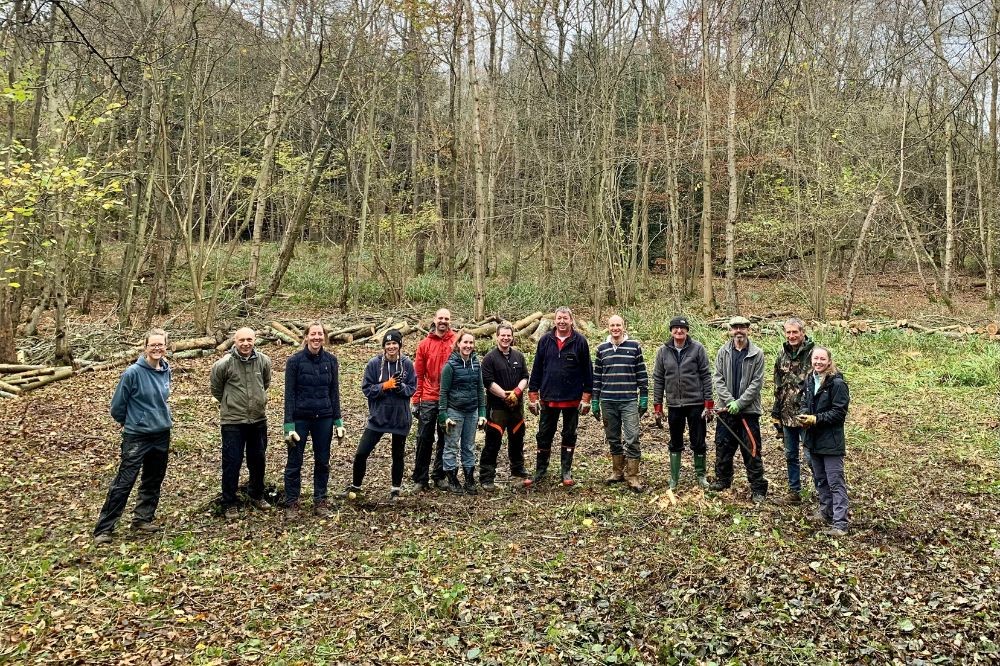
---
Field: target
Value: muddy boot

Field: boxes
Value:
[693,454,710,489]
[446,469,464,494]
[524,449,550,487]
[605,454,625,484]
[560,448,576,487]
[479,464,496,491]
[624,458,644,493]
[669,452,681,491]
[463,467,479,495]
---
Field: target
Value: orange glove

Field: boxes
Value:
[382,377,398,391]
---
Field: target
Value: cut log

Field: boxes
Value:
[271,321,302,343]
[986,322,999,336]
[20,367,74,392]
[0,364,47,373]
[512,312,544,330]
[2,367,59,382]
[172,336,217,352]
[0,379,22,394]
[267,326,298,345]
[173,349,211,359]
[330,332,354,344]
[216,337,235,352]
[515,320,540,337]
[531,318,553,342]
[469,322,499,338]
[329,322,379,337]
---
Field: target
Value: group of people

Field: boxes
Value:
[92,307,852,544]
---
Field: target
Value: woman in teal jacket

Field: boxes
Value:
[438,331,485,494]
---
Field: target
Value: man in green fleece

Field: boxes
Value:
[211,327,273,519]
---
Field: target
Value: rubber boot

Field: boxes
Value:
[446,469,464,494]
[463,467,478,495]
[524,449,550,487]
[693,454,710,489]
[605,454,625,484]
[624,458,644,493]
[669,452,682,491]
[560,448,576,487]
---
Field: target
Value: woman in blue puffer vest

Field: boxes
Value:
[439,331,486,495]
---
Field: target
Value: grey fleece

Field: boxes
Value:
[712,339,765,415]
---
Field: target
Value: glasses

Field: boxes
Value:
[147,343,166,349]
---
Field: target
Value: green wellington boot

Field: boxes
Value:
[693,454,710,489]
[669,452,682,491]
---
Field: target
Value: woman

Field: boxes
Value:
[343,329,416,502]
[283,322,344,519]
[438,331,486,494]
[797,346,850,537]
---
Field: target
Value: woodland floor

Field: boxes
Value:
[1,274,998,665]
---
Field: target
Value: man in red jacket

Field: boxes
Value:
[411,308,456,490]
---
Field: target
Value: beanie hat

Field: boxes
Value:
[669,316,690,330]
[383,329,403,346]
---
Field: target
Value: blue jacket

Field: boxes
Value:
[528,330,594,403]
[439,352,485,415]
[110,355,172,434]
[362,354,416,436]
[283,348,342,422]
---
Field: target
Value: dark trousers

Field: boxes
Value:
[353,428,406,488]
[481,407,527,481]
[714,414,768,495]
[412,401,446,484]
[667,404,707,454]
[221,420,268,508]
[94,430,170,535]
[536,404,579,454]
[283,417,333,505]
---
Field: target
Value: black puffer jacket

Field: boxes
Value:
[283,348,342,422]
[800,372,849,456]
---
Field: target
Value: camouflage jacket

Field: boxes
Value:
[771,337,815,426]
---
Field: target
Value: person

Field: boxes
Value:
[651,316,714,491]
[282,322,344,519]
[411,309,456,491]
[210,326,273,519]
[479,323,530,490]
[592,315,649,492]
[525,307,594,487]
[771,317,815,504]
[438,331,486,494]
[798,346,850,536]
[709,316,769,502]
[93,329,173,544]
[342,329,416,502]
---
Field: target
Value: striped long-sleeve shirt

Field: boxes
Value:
[593,335,648,402]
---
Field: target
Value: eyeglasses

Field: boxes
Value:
[147,343,166,349]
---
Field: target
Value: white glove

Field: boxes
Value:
[477,417,486,429]
[335,426,346,439]
[445,418,457,432]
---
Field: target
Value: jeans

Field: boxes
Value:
[782,425,804,492]
[667,404,707,454]
[353,428,406,488]
[481,405,527,481]
[283,417,333,505]
[536,404,579,454]
[601,400,641,459]
[412,401,446,483]
[713,414,768,495]
[221,420,268,508]
[443,408,478,471]
[94,430,170,535]
[809,451,848,529]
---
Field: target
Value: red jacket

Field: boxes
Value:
[412,329,456,404]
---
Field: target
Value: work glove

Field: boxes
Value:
[638,396,648,417]
[528,391,540,416]
[701,400,715,421]
[445,418,457,433]
[654,403,663,429]
[334,419,346,440]
[284,423,300,445]
[727,400,740,415]
[578,401,591,416]
[591,400,601,421]
[411,403,419,417]
[477,417,486,429]
[504,390,518,407]
[382,376,398,392]
[391,370,405,392]
[772,417,783,440]
[797,414,817,428]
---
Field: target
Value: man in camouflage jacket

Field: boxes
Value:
[770,317,815,503]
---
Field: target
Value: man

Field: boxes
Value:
[411,308,456,491]
[525,307,594,487]
[211,327,273,519]
[771,317,815,504]
[592,315,648,492]
[479,323,530,490]
[709,316,769,502]
[651,316,714,491]
[94,329,173,544]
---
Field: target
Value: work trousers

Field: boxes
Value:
[94,429,170,535]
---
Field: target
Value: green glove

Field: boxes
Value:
[638,396,648,415]
[727,401,740,415]
[283,423,295,436]
[592,400,601,421]
[438,411,448,426]
[283,423,300,444]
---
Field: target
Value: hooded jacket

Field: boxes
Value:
[210,347,272,425]
[652,336,712,408]
[712,338,765,415]
[362,353,416,436]
[412,329,457,404]
[110,355,172,434]
[800,372,850,456]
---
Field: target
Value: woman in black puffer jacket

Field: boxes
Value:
[797,346,850,536]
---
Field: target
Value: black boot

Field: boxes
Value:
[446,469,463,494]
[464,467,478,495]
[524,449,550,487]
[478,464,496,491]
[560,447,576,487]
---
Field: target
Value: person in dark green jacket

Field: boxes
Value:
[798,346,850,537]
[438,331,486,494]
